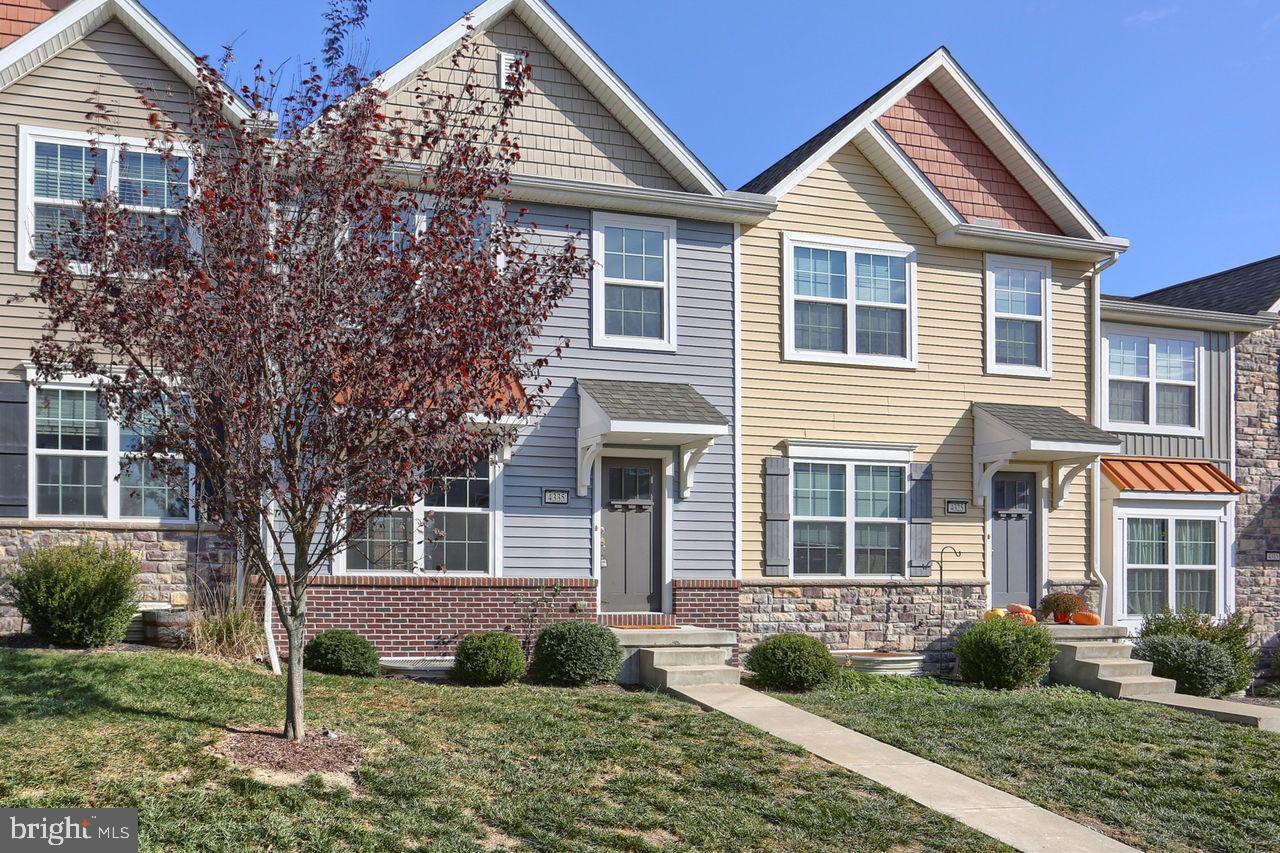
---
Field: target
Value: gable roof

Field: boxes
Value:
[740,46,1114,244]
[972,402,1120,447]
[0,0,255,124]
[1130,253,1280,317]
[577,379,726,426]
[374,0,723,197]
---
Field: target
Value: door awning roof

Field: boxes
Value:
[576,379,728,498]
[1102,457,1243,496]
[972,402,1122,508]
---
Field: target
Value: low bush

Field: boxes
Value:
[954,618,1055,690]
[453,631,526,685]
[303,629,381,677]
[1138,609,1257,694]
[745,633,838,691]
[531,621,623,686]
[1134,635,1234,697]
[7,543,139,647]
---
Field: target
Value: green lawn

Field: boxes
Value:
[0,650,1006,852]
[771,670,1280,853]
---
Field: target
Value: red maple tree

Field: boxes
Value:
[25,4,587,739]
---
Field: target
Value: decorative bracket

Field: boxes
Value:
[972,455,1012,508]
[576,435,603,497]
[678,438,715,499]
[1052,461,1092,510]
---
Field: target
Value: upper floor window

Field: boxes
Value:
[1103,325,1201,435]
[783,233,917,368]
[791,459,908,577]
[591,212,677,351]
[985,255,1052,377]
[342,460,497,575]
[29,379,193,522]
[18,126,190,272]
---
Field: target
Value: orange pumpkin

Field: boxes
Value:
[1007,603,1033,615]
[1071,611,1101,626]
[1004,611,1037,626]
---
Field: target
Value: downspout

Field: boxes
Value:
[1085,253,1120,622]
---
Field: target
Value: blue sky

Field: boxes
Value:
[146,0,1280,296]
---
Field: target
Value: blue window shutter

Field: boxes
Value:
[764,457,790,576]
[0,381,27,518]
[908,461,933,577]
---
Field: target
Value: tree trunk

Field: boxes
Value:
[282,586,307,741]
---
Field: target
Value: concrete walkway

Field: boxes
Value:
[672,683,1137,853]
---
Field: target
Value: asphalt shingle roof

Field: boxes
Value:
[577,379,726,426]
[1130,254,1280,316]
[973,402,1120,446]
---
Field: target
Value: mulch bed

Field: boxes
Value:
[217,727,363,774]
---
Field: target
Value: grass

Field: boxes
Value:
[771,670,1280,853]
[0,650,1007,852]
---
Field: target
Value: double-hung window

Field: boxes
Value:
[29,379,193,521]
[343,460,497,575]
[986,255,1052,377]
[784,233,916,367]
[19,126,190,272]
[592,212,677,351]
[1123,515,1221,617]
[1103,326,1200,434]
[792,459,908,577]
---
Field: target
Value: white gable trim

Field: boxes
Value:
[0,0,254,124]
[763,48,1107,242]
[371,0,724,197]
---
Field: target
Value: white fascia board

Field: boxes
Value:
[937,223,1128,262]
[505,173,775,224]
[371,0,724,197]
[855,124,963,235]
[1099,297,1277,332]
[606,420,729,440]
[0,0,254,124]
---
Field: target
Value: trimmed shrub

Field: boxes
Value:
[1138,609,1257,694]
[531,621,623,686]
[954,618,1056,690]
[745,633,838,691]
[303,629,380,677]
[1134,634,1234,697]
[453,631,526,685]
[8,543,139,648]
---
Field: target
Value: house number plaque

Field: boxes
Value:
[542,488,570,506]
[945,500,968,515]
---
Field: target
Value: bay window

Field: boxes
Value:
[592,212,677,351]
[792,459,908,577]
[1123,515,1222,617]
[343,460,497,575]
[784,233,916,367]
[20,126,190,271]
[985,254,1052,377]
[1104,326,1200,434]
[30,381,193,521]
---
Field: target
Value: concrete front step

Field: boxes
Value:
[641,647,728,668]
[1050,637,1175,699]
[636,646,740,689]
[648,663,741,688]
[1075,657,1154,680]
[1094,674,1177,699]
[610,625,737,685]
[1045,624,1130,641]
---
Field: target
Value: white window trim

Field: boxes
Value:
[787,451,912,580]
[1101,322,1204,438]
[1113,504,1228,624]
[591,211,678,353]
[332,461,504,577]
[26,373,196,524]
[17,125,192,274]
[985,253,1053,378]
[782,232,918,369]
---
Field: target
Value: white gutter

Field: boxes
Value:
[1087,253,1119,623]
[1100,297,1277,332]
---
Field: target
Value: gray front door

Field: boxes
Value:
[991,472,1037,608]
[601,458,662,613]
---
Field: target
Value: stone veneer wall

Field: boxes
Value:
[0,522,232,633]
[739,579,989,672]
[1235,324,1280,667]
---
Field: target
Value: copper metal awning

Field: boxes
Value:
[1101,457,1243,495]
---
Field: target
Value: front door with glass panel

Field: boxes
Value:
[600,458,662,612]
[991,472,1037,607]
[1122,514,1220,620]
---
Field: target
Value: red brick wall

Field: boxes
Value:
[877,80,1063,235]
[672,579,740,633]
[0,0,75,48]
[270,575,597,658]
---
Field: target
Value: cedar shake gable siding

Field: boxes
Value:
[0,0,75,48]
[877,80,1063,235]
